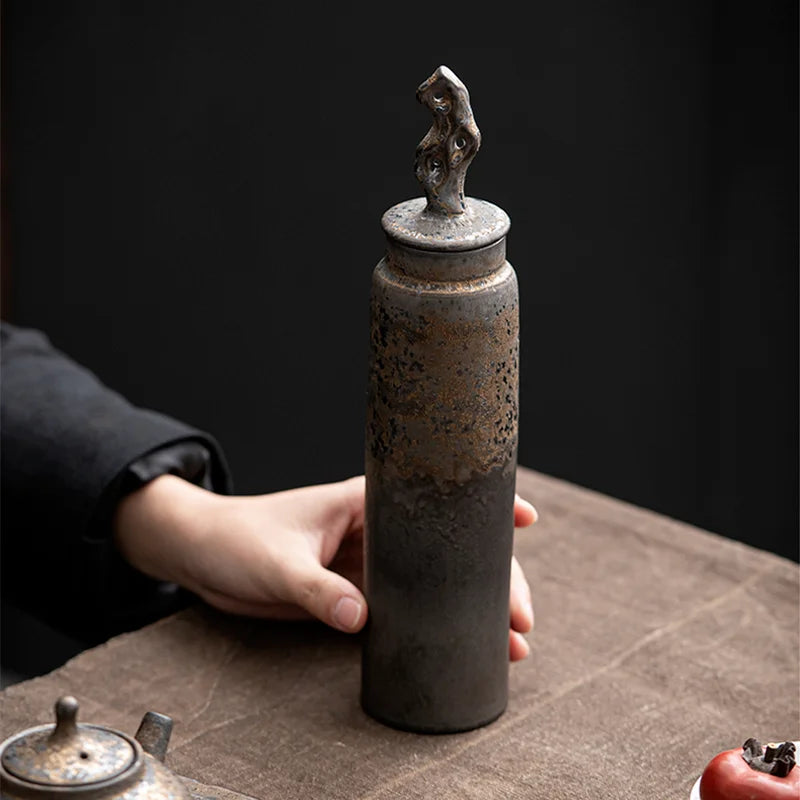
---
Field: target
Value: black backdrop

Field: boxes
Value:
[3,1,798,560]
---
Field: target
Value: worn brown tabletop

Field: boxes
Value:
[1,468,797,799]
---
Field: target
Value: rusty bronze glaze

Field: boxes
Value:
[366,254,518,485]
[0,697,191,799]
[362,65,519,733]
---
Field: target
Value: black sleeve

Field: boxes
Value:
[0,323,233,641]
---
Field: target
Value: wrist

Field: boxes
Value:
[113,474,220,585]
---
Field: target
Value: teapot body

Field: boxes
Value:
[0,699,190,800]
[0,729,189,800]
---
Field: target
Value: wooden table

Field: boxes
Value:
[1,469,797,799]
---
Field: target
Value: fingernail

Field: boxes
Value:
[517,496,538,523]
[333,597,363,631]
[511,632,531,660]
[513,589,534,632]
[519,598,534,632]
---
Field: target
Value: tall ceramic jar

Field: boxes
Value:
[362,66,520,733]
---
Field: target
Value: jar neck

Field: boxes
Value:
[384,237,506,281]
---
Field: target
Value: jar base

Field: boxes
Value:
[360,699,507,735]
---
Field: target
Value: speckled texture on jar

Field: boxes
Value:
[362,227,519,733]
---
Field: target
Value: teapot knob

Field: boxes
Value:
[49,696,79,743]
[134,711,173,763]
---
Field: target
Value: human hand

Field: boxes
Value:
[114,475,538,661]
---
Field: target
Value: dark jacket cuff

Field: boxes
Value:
[0,323,233,641]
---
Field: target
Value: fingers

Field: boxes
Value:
[509,555,533,633]
[195,586,314,620]
[509,630,530,661]
[514,494,538,528]
[326,535,365,590]
[332,475,366,535]
[281,559,368,634]
[509,556,533,662]
[289,476,365,550]
[510,497,537,663]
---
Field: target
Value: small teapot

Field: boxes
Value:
[0,696,190,799]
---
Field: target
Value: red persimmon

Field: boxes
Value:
[699,740,799,800]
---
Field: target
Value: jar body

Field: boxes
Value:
[362,243,519,733]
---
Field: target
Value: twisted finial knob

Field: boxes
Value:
[414,65,481,216]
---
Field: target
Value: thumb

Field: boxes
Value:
[283,560,367,633]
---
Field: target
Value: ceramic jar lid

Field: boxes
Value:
[381,65,510,255]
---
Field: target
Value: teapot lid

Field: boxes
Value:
[1,696,137,787]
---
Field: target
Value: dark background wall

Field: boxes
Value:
[3,1,797,560]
